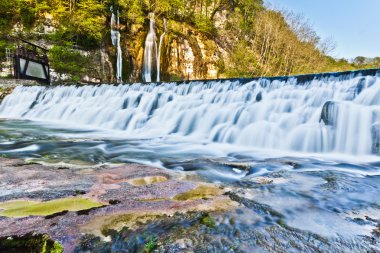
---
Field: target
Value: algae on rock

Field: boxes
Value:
[0,197,103,218]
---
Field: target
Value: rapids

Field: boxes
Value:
[1,69,380,156]
[0,70,380,249]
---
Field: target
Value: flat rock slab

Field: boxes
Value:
[0,158,235,252]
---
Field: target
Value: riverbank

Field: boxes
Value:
[0,158,237,252]
[0,157,379,252]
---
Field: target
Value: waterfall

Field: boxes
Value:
[1,70,380,156]
[157,18,167,82]
[143,15,157,83]
[110,7,122,83]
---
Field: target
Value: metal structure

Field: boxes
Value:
[5,48,13,76]
[14,39,50,84]
[6,37,51,84]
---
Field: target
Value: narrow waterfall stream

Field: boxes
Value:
[142,16,157,82]
[110,7,122,82]
[157,18,167,82]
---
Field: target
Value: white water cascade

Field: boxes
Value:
[110,7,122,82]
[1,70,380,156]
[143,16,157,83]
[157,18,167,82]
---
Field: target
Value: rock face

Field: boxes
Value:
[371,123,380,154]
[165,30,222,80]
[123,20,228,82]
[5,9,230,83]
[0,85,16,102]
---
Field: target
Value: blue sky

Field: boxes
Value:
[264,0,380,59]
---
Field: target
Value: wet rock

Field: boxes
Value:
[0,197,103,218]
[320,101,339,126]
[173,185,222,201]
[374,227,380,237]
[1,157,378,252]
[371,123,380,154]
[0,158,236,251]
[127,175,168,186]
[0,86,15,102]
[0,157,26,166]
[72,206,380,253]
[226,191,284,219]
[254,177,274,185]
[108,199,121,205]
[0,233,63,253]
[45,210,69,219]
[355,77,366,96]
[256,92,263,102]
[174,238,193,249]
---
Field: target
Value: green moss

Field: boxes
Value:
[0,234,63,253]
[173,185,222,201]
[200,213,216,228]
[0,197,103,218]
[51,241,64,253]
[98,213,163,233]
[276,219,287,228]
[144,236,157,253]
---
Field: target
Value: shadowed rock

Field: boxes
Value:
[321,101,339,126]
[371,123,380,154]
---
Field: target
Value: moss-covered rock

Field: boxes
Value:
[0,86,14,102]
[173,185,222,201]
[128,176,168,186]
[0,234,63,253]
[0,197,104,218]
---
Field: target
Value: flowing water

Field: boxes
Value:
[0,70,379,250]
[142,18,157,83]
[2,70,379,155]
[110,7,122,82]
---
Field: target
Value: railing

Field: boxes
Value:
[5,48,13,76]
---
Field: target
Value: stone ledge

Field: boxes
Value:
[0,79,41,88]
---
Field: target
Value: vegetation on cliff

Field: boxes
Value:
[0,0,378,82]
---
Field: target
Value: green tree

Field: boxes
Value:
[0,1,18,32]
[49,43,90,81]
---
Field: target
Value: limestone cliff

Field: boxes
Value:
[2,0,350,83]
[117,14,231,83]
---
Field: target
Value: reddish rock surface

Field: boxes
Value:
[0,158,234,252]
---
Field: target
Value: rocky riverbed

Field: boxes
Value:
[0,158,236,252]
[0,157,379,253]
